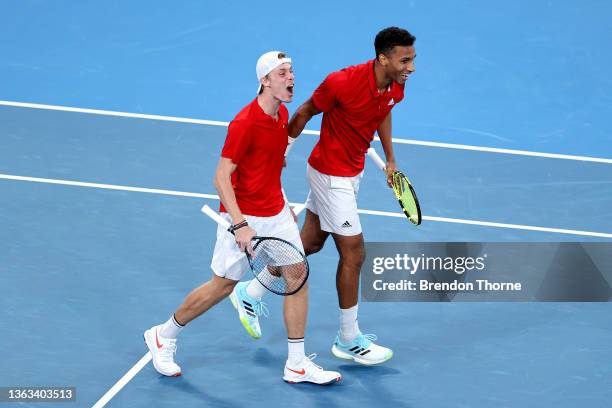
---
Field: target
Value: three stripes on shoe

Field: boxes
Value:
[241,299,257,318]
[349,345,371,356]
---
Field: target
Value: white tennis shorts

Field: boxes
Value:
[211,204,303,281]
[304,163,364,236]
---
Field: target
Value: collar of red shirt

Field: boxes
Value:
[252,97,282,124]
[367,59,392,98]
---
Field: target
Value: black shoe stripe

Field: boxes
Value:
[349,346,360,352]
[243,300,252,307]
[360,350,371,356]
[246,311,256,317]
[244,305,255,313]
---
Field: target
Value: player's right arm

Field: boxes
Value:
[214,158,256,254]
[288,97,321,138]
[216,118,257,254]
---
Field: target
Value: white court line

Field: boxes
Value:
[2,173,611,239]
[357,209,612,239]
[2,99,611,164]
[0,174,219,200]
[91,353,151,408]
[381,137,612,164]
[0,100,230,127]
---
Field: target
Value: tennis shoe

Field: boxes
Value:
[229,281,269,339]
[331,333,393,365]
[283,354,342,385]
[144,325,181,376]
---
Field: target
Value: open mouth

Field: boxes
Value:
[401,73,409,80]
[287,85,294,94]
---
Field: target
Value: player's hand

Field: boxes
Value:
[385,160,397,187]
[235,225,256,255]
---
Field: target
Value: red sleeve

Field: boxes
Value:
[221,119,251,164]
[311,71,346,113]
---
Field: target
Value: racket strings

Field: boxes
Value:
[391,171,421,225]
[392,171,411,201]
[391,171,407,196]
[249,238,308,295]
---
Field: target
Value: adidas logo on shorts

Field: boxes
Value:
[341,221,352,228]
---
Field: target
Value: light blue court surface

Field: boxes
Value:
[1,1,611,408]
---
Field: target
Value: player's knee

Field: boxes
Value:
[303,242,324,256]
[223,281,238,297]
[213,278,237,297]
[295,281,309,294]
[353,250,366,268]
[339,244,365,267]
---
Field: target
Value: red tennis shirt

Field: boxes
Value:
[309,60,405,176]
[219,98,288,216]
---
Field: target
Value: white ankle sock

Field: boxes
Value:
[287,338,306,366]
[339,305,361,343]
[159,315,184,339]
[246,279,267,299]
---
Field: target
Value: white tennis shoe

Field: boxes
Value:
[331,333,393,365]
[283,354,342,385]
[144,325,181,376]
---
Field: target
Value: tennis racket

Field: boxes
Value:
[200,204,309,296]
[367,147,422,225]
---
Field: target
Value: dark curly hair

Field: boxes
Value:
[374,27,416,60]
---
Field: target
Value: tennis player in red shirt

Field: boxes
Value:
[235,27,416,365]
[144,51,341,385]
[294,27,417,364]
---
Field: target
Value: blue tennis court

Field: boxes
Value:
[1,1,611,407]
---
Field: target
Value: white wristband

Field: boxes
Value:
[285,136,297,156]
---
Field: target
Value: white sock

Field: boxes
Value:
[287,338,306,366]
[159,315,184,339]
[246,278,267,299]
[339,305,361,344]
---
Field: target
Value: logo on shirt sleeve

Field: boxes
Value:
[387,98,395,106]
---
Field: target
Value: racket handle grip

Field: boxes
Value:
[201,204,231,229]
[292,203,306,215]
[285,136,297,156]
[367,148,386,171]
[283,189,306,216]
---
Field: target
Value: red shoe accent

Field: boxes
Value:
[155,330,163,349]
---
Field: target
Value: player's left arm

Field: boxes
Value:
[377,111,396,186]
